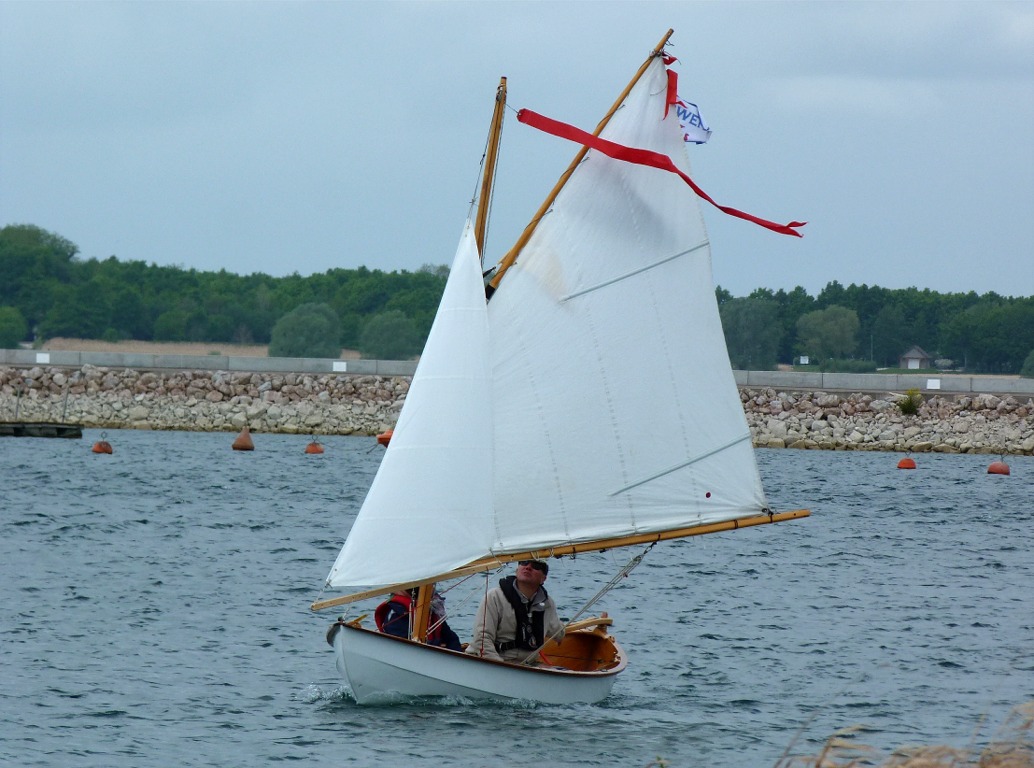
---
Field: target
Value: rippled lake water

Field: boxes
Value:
[2,430,1031,767]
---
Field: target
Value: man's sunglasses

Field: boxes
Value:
[518,560,547,573]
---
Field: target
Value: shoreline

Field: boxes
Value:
[742,387,1033,455]
[2,365,1032,455]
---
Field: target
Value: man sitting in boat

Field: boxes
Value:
[375,588,463,652]
[466,560,564,664]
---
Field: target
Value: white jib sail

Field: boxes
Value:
[327,221,493,589]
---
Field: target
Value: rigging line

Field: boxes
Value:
[432,571,484,629]
[466,120,495,221]
[517,544,655,666]
[424,570,481,635]
[435,570,481,599]
[567,543,655,625]
[481,107,504,260]
[313,580,329,605]
[609,432,753,497]
[560,241,709,302]
[469,564,508,659]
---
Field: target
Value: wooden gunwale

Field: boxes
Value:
[334,621,627,676]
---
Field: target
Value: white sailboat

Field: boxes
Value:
[313,29,809,705]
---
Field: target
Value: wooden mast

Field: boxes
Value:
[486,28,674,294]
[474,77,507,262]
[411,585,433,643]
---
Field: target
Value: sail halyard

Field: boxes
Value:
[474,77,507,264]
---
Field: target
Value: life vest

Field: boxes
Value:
[496,575,549,652]
[374,591,445,645]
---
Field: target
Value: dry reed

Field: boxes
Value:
[773,701,1034,768]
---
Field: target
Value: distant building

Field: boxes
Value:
[898,345,932,370]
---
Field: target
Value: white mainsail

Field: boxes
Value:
[486,57,767,550]
[328,55,767,591]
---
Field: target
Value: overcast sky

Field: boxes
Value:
[2,1,1032,299]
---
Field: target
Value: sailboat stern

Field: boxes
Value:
[540,626,626,673]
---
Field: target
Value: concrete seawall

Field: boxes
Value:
[2,364,1032,455]
[6,347,1034,397]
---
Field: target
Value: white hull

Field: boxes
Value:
[331,624,624,705]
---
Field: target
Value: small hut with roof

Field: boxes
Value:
[898,345,932,370]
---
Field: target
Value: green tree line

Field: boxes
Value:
[0,224,447,359]
[2,223,1033,372]
[716,283,1034,375]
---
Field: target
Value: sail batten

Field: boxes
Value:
[609,432,755,497]
[560,241,709,302]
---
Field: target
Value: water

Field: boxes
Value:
[2,431,1031,767]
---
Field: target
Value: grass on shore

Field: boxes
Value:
[642,701,1033,768]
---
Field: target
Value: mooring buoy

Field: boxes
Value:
[91,432,113,455]
[232,426,255,451]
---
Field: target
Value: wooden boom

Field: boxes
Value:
[311,508,810,612]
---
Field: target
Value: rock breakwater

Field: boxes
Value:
[2,366,1032,455]
[1,365,407,436]
[743,388,1034,455]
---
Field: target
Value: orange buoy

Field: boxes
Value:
[304,438,324,455]
[232,426,255,451]
[897,457,916,470]
[376,429,393,447]
[91,431,113,454]
[988,460,1010,475]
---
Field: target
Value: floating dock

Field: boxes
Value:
[0,422,83,439]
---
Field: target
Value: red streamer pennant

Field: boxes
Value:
[517,108,805,238]
[664,69,678,118]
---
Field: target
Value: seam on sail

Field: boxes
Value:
[495,291,573,545]
[560,241,708,302]
[608,432,752,496]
